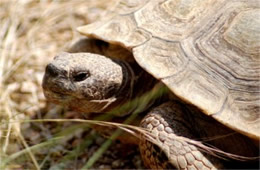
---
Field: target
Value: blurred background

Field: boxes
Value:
[0,0,144,169]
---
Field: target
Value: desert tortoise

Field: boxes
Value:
[42,0,259,169]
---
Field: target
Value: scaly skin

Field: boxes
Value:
[140,102,220,169]
[140,101,258,169]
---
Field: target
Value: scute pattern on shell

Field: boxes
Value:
[78,0,260,139]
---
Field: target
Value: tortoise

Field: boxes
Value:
[42,0,260,169]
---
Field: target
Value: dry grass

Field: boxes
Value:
[0,0,145,169]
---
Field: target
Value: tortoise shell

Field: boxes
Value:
[78,0,260,140]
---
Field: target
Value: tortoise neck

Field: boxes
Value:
[116,60,136,99]
[101,60,136,116]
[103,59,159,116]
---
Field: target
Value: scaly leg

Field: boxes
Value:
[139,101,258,169]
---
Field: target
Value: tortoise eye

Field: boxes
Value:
[73,71,90,82]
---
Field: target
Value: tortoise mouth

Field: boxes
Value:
[43,90,71,103]
[44,89,119,113]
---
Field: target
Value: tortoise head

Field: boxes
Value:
[42,52,132,113]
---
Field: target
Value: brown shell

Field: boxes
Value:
[78,0,260,140]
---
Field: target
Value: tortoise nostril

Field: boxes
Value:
[45,63,59,77]
[73,71,90,82]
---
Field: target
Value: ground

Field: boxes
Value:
[0,0,145,169]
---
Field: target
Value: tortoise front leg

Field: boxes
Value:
[139,101,223,169]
